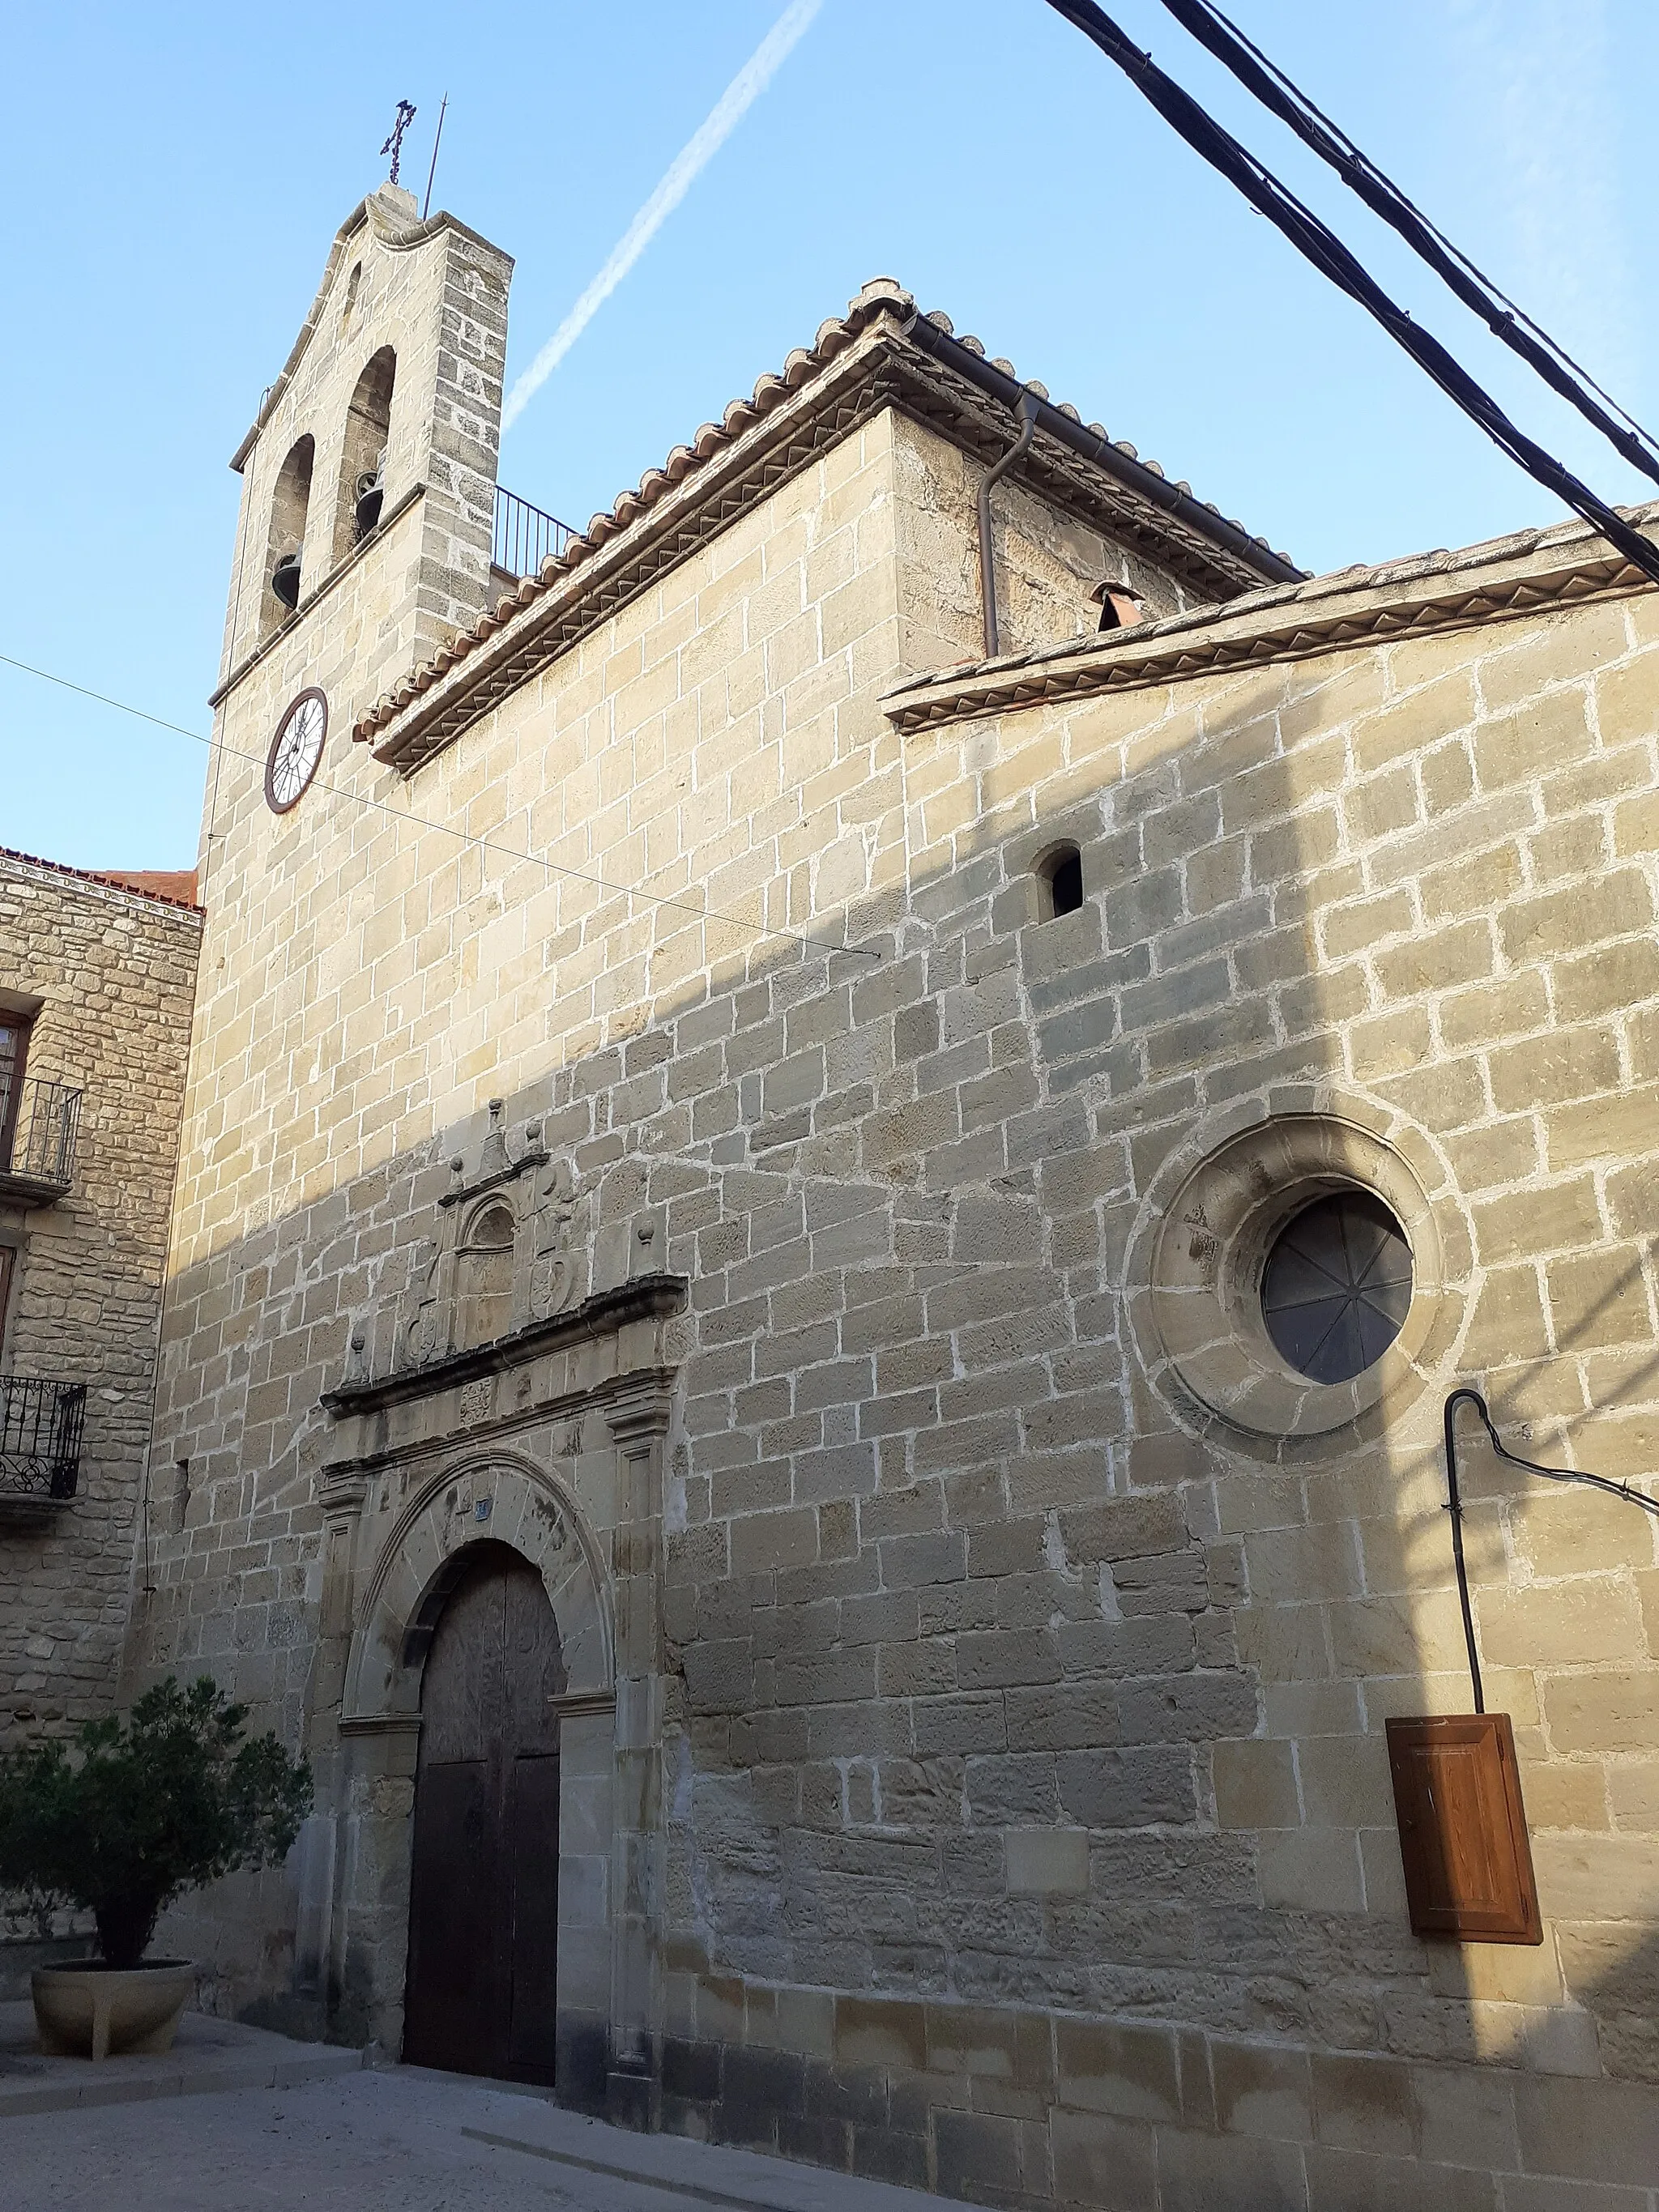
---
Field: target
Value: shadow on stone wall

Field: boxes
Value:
[120,604,1659,2193]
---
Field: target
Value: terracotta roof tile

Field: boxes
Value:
[0,847,203,914]
[96,867,200,906]
[354,278,1294,758]
[351,279,903,745]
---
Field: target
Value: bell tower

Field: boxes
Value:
[213,181,514,726]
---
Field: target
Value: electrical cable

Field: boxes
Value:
[1442,1387,1659,1713]
[0,652,877,965]
[1154,0,1659,489]
[1448,1386,1659,1523]
[1038,0,1659,588]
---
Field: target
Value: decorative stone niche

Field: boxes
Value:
[454,1200,515,1349]
[354,1100,584,1379]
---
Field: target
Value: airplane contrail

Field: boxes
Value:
[501,0,825,432]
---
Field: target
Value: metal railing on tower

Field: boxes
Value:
[493,486,578,579]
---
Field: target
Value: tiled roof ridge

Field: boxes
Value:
[878,503,1659,731]
[0,845,204,914]
[350,278,911,745]
[906,306,1294,571]
[352,279,1288,752]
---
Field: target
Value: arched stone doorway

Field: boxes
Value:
[314,1371,672,2103]
[402,1540,565,2082]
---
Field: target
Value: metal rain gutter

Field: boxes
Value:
[902,311,1306,590]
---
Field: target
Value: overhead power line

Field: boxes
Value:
[1154,0,1659,489]
[0,652,876,964]
[1039,0,1659,589]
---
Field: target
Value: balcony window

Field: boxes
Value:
[0,1377,86,1513]
[0,1077,83,1201]
[0,1013,28,1164]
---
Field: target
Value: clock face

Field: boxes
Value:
[265,688,328,813]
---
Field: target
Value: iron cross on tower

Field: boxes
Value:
[381,100,417,185]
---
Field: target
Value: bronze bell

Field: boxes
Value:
[354,470,385,542]
[271,552,301,610]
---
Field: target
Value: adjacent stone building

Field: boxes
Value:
[128,178,1659,2206]
[0,847,202,1727]
[0,850,201,1979]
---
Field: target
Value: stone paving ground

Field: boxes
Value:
[0,1998,361,2114]
[2,2065,983,2212]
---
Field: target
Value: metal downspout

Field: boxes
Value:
[903,309,1305,590]
[978,393,1041,658]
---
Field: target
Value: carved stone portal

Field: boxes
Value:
[305,1094,686,2110]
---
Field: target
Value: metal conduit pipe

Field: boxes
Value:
[978,392,1040,659]
[904,310,1307,592]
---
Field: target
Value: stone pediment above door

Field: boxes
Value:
[403,1097,576,1369]
[321,1097,684,1478]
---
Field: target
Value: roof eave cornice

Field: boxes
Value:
[879,519,1659,732]
[356,288,1294,772]
[0,845,205,918]
[901,313,1301,591]
[360,294,923,769]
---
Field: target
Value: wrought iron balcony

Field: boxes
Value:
[0,1378,86,1509]
[493,485,577,580]
[0,1077,82,1204]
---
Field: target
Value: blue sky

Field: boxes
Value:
[4,1,1656,870]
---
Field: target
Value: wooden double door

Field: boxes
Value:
[403,1542,565,2083]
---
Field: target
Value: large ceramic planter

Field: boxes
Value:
[31,1960,194,2061]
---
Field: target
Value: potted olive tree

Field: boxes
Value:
[0,1676,311,2060]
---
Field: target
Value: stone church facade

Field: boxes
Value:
[119,180,1659,2202]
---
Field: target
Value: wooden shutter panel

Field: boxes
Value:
[1386,1712,1542,1944]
